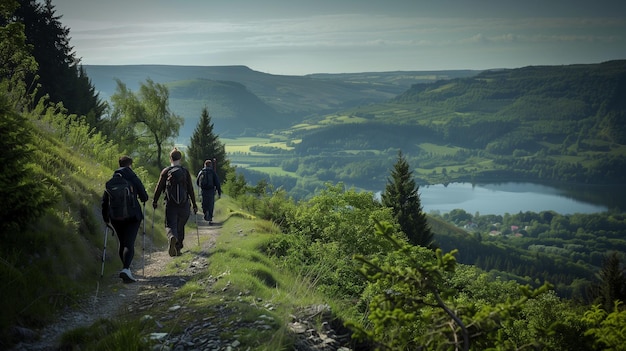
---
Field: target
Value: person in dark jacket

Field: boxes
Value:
[196,159,222,224]
[101,155,149,283]
[152,148,198,257]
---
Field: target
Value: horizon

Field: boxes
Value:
[81,61,623,77]
[50,0,626,76]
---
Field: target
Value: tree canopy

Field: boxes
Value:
[110,78,183,168]
[187,106,229,181]
[382,151,434,248]
[12,0,105,125]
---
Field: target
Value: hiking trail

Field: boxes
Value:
[9,214,219,351]
[9,212,353,351]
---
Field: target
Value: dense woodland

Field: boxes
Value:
[431,209,626,298]
[2,0,626,350]
[214,60,626,202]
[286,61,626,191]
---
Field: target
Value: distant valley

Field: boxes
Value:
[84,64,479,139]
[86,61,626,203]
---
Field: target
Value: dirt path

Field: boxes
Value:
[10,213,354,351]
[10,214,219,351]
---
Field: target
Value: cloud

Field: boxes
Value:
[62,8,625,73]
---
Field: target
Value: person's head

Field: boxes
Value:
[119,155,133,168]
[170,147,182,162]
[204,159,212,168]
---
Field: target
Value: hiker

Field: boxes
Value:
[101,155,149,283]
[196,159,222,224]
[152,147,198,257]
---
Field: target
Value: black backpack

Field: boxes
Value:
[105,173,135,221]
[200,168,214,190]
[166,166,188,205]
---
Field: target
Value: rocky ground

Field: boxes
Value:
[9,216,357,351]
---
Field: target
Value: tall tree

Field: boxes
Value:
[381,151,434,248]
[589,251,626,311]
[14,0,105,124]
[187,106,229,181]
[0,1,54,232]
[0,0,38,110]
[110,78,183,168]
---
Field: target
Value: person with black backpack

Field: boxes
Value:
[101,156,149,283]
[152,148,198,257]
[196,159,222,224]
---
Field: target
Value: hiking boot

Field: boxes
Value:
[176,248,182,256]
[168,236,178,257]
[204,212,209,221]
[119,268,137,283]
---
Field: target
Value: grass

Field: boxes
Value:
[419,142,460,156]
[59,318,150,351]
[0,111,172,348]
[58,197,335,350]
[248,166,297,177]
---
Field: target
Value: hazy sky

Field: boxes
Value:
[50,0,626,75]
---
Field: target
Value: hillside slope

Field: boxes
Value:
[84,65,479,138]
[166,78,289,137]
[390,59,626,145]
[0,102,172,348]
[288,60,626,188]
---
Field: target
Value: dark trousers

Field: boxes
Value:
[111,218,141,269]
[165,203,190,249]
[201,188,216,221]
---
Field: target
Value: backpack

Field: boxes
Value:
[105,173,135,221]
[200,168,214,189]
[166,166,188,205]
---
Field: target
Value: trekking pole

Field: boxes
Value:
[151,205,155,260]
[195,184,200,246]
[142,202,146,277]
[100,223,112,278]
[195,209,200,246]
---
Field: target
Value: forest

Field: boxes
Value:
[282,61,626,192]
[430,209,626,298]
[1,1,626,350]
[193,61,626,201]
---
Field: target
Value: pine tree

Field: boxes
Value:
[187,107,229,182]
[15,0,105,125]
[590,251,626,310]
[0,0,38,110]
[381,151,434,248]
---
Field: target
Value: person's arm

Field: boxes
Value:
[196,170,202,187]
[129,170,149,203]
[213,171,222,196]
[152,168,167,208]
[101,191,110,223]
[186,168,198,212]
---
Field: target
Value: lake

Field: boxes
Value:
[415,182,624,215]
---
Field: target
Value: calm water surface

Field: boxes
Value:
[418,182,618,215]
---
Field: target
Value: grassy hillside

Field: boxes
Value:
[85,65,479,139]
[85,61,626,200]
[3,97,625,350]
[166,79,289,137]
[275,61,626,193]
[0,103,167,347]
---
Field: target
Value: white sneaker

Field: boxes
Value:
[119,268,137,283]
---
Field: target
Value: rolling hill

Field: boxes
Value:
[84,65,479,139]
[85,61,626,193]
[296,60,626,152]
